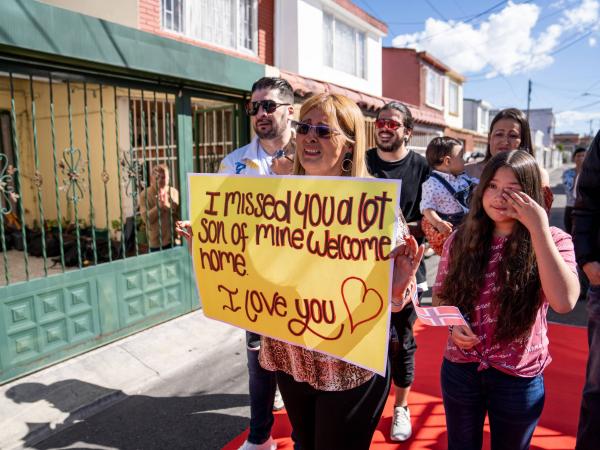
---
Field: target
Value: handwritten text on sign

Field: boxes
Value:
[188,175,401,374]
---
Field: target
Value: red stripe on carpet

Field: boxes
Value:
[223,322,587,449]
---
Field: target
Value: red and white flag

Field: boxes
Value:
[411,292,467,327]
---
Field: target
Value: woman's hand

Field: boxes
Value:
[501,190,549,233]
[388,235,425,300]
[450,325,480,350]
[175,220,193,250]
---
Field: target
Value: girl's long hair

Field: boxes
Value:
[437,150,544,343]
[293,93,369,178]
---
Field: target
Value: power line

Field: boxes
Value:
[559,99,600,113]
[451,0,468,16]
[533,82,596,94]
[465,25,594,81]
[404,0,510,46]
[352,0,380,20]
[414,0,575,80]
[425,0,449,21]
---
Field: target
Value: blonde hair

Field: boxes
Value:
[293,93,368,177]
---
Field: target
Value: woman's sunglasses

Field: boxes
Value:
[245,100,290,116]
[292,120,340,139]
[375,118,403,130]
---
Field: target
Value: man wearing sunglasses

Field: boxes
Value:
[366,101,431,443]
[219,77,296,450]
[220,78,295,177]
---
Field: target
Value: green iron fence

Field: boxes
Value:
[192,101,241,173]
[0,67,183,285]
[0,66,245,286]
[0,58,249,384]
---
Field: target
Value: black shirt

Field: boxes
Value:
[365,148,430,223]
[366,148,431,284]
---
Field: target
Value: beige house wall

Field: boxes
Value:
[36,0,138,28]
[0,77,128,233]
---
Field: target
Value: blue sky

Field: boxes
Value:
[354,0,600,135]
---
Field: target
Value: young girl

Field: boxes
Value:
[433,150,579,450]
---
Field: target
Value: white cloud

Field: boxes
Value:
[562,0,599,29]
[555,110,600,133]
[391,0,600,77]
[590,36,598,46]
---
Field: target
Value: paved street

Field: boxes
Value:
[26,164,588,450]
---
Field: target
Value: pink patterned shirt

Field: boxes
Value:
[433,227,577,377]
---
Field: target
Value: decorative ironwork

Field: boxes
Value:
[59,147,86,202]
[0,155,19,215]
[120,151,143,198]
[32,170,43,189]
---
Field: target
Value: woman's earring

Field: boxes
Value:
[341,151,353,173]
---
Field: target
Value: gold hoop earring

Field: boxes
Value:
[341,152,353,173]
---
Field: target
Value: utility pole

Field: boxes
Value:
[526,79,532,119]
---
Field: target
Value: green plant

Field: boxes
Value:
[111,219,122,231]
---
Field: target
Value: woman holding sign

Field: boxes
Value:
[433,150,578,450]
[258,93,423,450]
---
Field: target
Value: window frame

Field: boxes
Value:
[160,0,258,56]
[322,12,367,79]
[161,0,185,33]
[448,80,459,116]
[425,66,443,110]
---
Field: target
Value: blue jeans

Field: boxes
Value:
[576,285,600,450]
[441,359,545,450]
[246,332,276,445]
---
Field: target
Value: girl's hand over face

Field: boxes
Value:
[501,190,549,233]
[450,325,480,350]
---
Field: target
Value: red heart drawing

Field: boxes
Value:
[341,276,384,334]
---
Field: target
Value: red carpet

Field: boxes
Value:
[224,322,587,449]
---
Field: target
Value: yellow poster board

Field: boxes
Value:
[188,174,401,374]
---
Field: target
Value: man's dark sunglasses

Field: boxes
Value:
[245,100,290,116]
[292,120,340,139]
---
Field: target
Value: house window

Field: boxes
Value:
[323,13,366,79]
[161,0,257,54]
[426,67,443,108]
[479,108,489,133]
[162,0,184,33]
[448,81,459,115]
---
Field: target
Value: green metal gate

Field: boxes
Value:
[0,59,247,384]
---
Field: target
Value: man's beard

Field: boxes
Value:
[376,134,403,152]
[254,115,287,140]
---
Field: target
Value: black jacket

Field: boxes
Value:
[572,130,600,267]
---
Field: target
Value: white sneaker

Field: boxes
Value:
[390,406,412,442]
[238,436,277,450]
[273,388,285,411]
